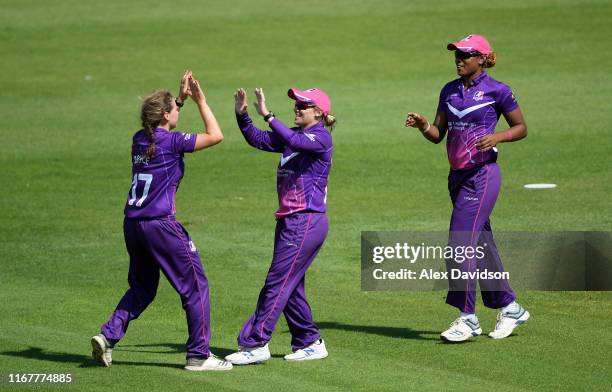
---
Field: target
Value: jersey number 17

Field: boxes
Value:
[128,173,153,207]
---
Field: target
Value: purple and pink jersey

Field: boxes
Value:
[236,112,333,218]
[437,72,519,170]
[124,128,197,219]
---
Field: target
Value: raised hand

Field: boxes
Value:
[179,70,192,101]
[188,75,206,105]
[253,87,269,117]
[234,88,248,114]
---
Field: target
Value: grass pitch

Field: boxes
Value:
[1,0,611,391]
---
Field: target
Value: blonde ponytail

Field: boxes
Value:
[322,114,336,132]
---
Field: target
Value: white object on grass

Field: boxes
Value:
[524,183,557,189]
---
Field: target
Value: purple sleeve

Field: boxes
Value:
[497,84,519,114]
[269,118,332,153]
[171,131,197,154]
[236,112,284,152]
[436,84,450,114]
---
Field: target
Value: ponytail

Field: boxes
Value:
[323,114,337,132]
[483,51,497,68]
[140,90,173,159]
[314,108,337,132]
[144,123,156,158]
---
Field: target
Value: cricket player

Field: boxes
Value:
[91,71,232,371]
[225,87,335,364]
[406,34,530,342]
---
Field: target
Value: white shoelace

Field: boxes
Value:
[449,318,462,328]
[494,313,504,330]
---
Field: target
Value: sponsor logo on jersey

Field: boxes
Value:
[304,133,317,142]
[473,90,485,101]
[280,152,300,167]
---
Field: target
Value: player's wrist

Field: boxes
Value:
[492,132,503,144]
[263,111,275,123]
[419,121,431,134]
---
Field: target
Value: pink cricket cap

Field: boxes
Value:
[287,88,331,115]
[447,34,492,55]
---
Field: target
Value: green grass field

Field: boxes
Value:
[1,0,611,390]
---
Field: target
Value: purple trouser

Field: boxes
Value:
[445,163,515,313]
[101,217,211,359]
[238,212,328,351]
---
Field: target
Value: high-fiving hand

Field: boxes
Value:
[234,88,248,114]
[254,88,269,117]
[179,70,192,101]
[187,75,206,105]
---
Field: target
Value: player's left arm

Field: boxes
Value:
[476,86,527,152]
[268,118,331,153]
[189,76,224,151]
[475,107,527,151]
[253,87,331,153]
[171,75,223,154]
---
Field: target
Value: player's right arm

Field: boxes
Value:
[405,111,448,144]
[234,88,284,152]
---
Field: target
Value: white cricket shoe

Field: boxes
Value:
[489,306,530,339]
[91,334,113,367]
[185,354,233,371]
[284,339,328,361]
[225,344,271,365]
[440,317,482,342]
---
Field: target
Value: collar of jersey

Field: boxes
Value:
[299,121,326,133]
[469,71,489,86]
[457,71,489,90]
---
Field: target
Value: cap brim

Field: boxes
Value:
[287,88,313,103]
[447,42,474,52]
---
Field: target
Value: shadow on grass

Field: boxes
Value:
[438,339,477,345]
[317,321,439,341]
[119,344,235,358]
[0,345,234,369]
[118,343,184,353]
